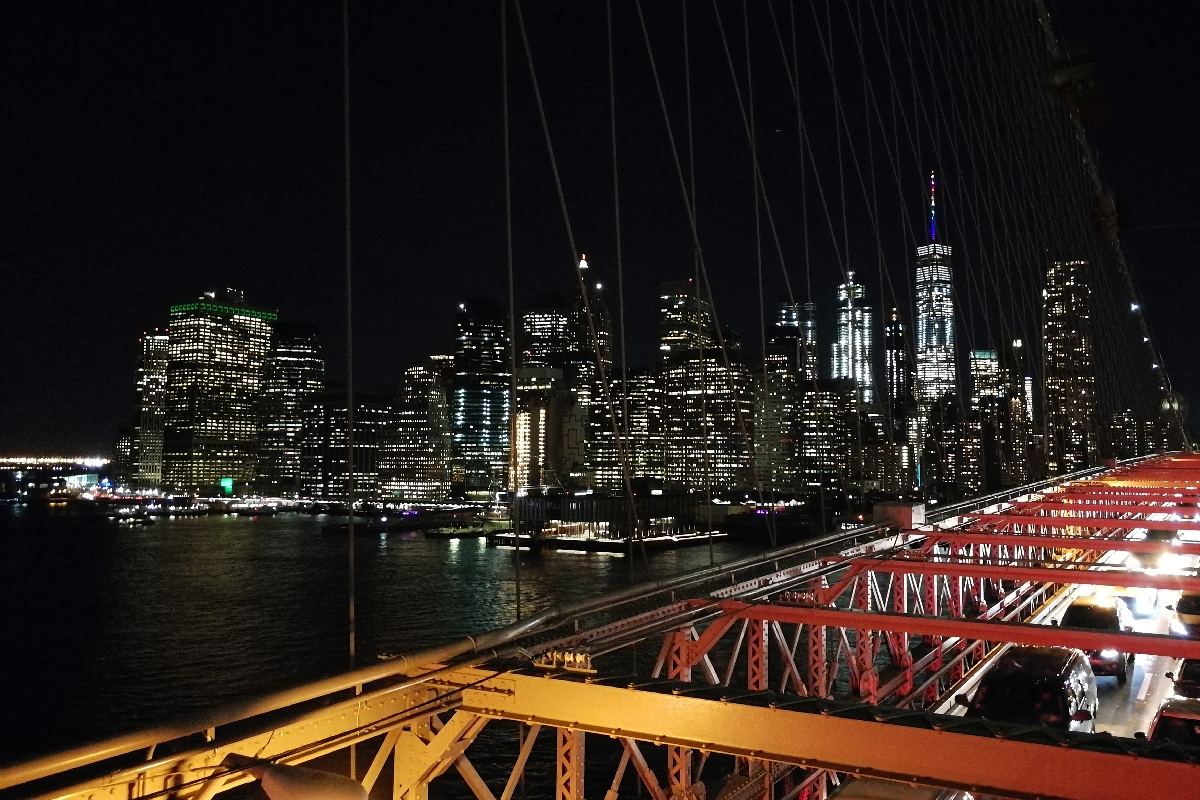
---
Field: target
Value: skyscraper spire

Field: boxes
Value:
[929,170,937,242]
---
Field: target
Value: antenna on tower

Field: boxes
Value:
[929,170,937,242]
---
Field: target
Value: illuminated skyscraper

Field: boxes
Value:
[658,280,714,357]
[831,273,874,404]
[884,309,910,433]
[1042,259,1098,474]
[299,389,390,502]
[969,350,1002,409]
[756,303,815,489]
[379,363,451,501]
[522,296,570,369]
[662,348,754,492]
[134,330,170,490]
[257,323,324,495]
[915,172,956,418]
[162,290,275,492]
[450,298,511,490]
[795,379,858,490]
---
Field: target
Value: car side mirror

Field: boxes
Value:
[1071,709,1093,722]
[1166,672,1175,679]
[955,693,970,706]
[1124,626,1133,632]
[1134,731,1147,740]
[1051,619,1060,626]
[1166,604,1176,611]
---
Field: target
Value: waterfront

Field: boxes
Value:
[0,506,759,764]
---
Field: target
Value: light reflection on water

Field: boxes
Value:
[0,507,759,769]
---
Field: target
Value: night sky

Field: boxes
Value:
[2,1,1197,455]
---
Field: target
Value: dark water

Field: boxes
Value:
[0,506,757,770]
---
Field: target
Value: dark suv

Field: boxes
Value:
[1059,595,1135,684]
[961,645,1098,731]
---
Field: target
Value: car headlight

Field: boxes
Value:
[1172,618,1190,636]
[1100,649,1120,659]
[1126,555,1143,571]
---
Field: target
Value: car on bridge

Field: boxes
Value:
[1168,591,1200,637]
[1058,594,1135,684]
[1166,658,1200,698]
[1146,696,1200,747]
[958,645,1098,732]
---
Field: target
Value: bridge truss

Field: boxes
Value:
[6,456,1200,800]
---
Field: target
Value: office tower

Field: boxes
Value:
[510,367,586,490]
[623,369,665,480]
[113,424,139,489]
[969,350,1002,409]
[922,395,982,501]
[662,348,754,492]
[256,323,324,495]
[1109,410,1143,460]
[299,388,390,502]
[570,256,613,369]
[756,304,810,489]
[795,379,858,490]
[379,363,452,501]
[1042,259,1098,474]
[884,309,910,434]
[450,298,511,490]
[831,273,874,404]
[659,279,714,357]
[162,290,275,493]
[522,294,571,368]
[915,173,956,422]
[134,331,169,490]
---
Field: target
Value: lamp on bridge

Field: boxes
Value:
[221,754,367,800]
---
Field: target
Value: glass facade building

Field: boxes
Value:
[162,290,275,492]
[450,298,511,490]
[831,273,874,404]
[1042,259,1098,474]
[257,323,324,495]
[135,331,170,490]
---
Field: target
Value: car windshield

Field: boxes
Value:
[1180,661,1200,683]
[971,676,1068,727]
[1062,605,1117,630]
[1177,595,1200,615]
[1152,714,1200,746]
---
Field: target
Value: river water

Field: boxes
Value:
[0,505,759,792]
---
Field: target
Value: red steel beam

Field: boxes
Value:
[924,530,1200,557]
[721,602,1200,660]
[1056,490,1200,500]
[824,556,1200,593]
[1002,501,1191,514]
[962,514,1200,531]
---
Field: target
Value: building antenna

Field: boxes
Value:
[929,169,937,243]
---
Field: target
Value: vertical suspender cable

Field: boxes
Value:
[502,0,521,622]
[341,0,355,671]
[609,0,635,580]
[341,0,357,781]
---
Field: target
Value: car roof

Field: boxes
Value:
[988,645,1077,679]
[1158,697,1200,720]
[1068,595,1121,609]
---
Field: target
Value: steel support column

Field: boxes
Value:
[556,728,585,800]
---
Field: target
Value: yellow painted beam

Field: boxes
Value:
[455,668,1200,800]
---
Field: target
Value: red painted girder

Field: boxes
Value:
[962,514,1200,531]
[1057,489,1200,500]
[721,601,1200,660]
[1003,500,1190,514]
[925,530,1200,557]
[824,556,1200,592]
